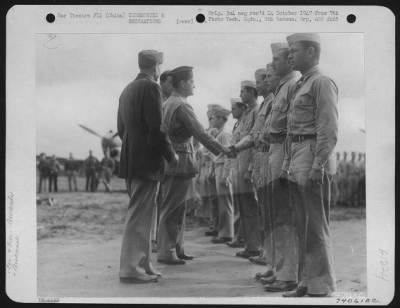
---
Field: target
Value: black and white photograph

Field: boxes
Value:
[6,5,395,304]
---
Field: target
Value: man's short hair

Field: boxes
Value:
[160,70,171,83]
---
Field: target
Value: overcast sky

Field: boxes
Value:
[36,33,364,159]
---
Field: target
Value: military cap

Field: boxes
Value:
[138,50,163,67]
[170,66,193,79]
[254,68,267,80]
[207,103,221,116]
[230,97,245,107]
[271,42,289,56]
[241,80,256,89]
[286,33,321,45]
[212,105,231,118]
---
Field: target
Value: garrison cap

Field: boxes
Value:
[241,80,256,89]
[271,42,289,56]
[212,105,231,118]
[138,50,163,67]
[170,66,193,79]
[207,103,220,117]
[286,33,321,45]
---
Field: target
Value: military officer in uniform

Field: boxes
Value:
[151,70,174,253]
[100,150,115,193]
[261,43,299,292]
[65,153,79,192]
[230,80,261,259]
[280,33,338,297]
[357,152,366,207]
[226,98,247,248]
[348,151,359,207]
[158,66,231,265]
[84,150,99,192]
[232,66,276,265]
[118,50,177,283]
[203,108,220,236]
[210,105,234,244]
[37,153,50,193]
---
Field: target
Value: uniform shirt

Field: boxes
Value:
[101,157,115,171]
[65,159,79,172]
[235,95,273,150]
[48,159,61,174]
[85,156,99,172]
[162,94,225,177]
[236,102,259,180]
[347,160,359,176]
[264,71,298,139]
[284,65,338,171]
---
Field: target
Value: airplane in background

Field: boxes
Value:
[78,124,122,174]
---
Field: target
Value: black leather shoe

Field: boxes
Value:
[282,286,308,297]
[308,292,330,297]
[119,275,158,284]
[265,280,297,292]
[212,237,232,244]
[249,255,267,265]
[236,250,260,259]
[205,230,218,236]
[157,257,186,265]
[177,253,195,260]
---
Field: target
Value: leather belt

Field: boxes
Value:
[268,133,286,144]
[290,134,317,142]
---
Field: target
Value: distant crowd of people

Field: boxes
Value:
[36,150,115,193]
[332,151,366,207]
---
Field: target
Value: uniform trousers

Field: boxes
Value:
[268,143,297,282]
[119,178,158,278]
[158,176,192,259]
[206,178,219,230]
[238,192,260,252]
[214,163,234,239]
[287,139,336,295]
[67,170,78,192]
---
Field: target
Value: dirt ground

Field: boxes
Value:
[37,176,366,300]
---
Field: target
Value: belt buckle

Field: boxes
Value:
[299,135,305,142]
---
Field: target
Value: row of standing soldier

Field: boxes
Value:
[116,33,361,297]
[191,33,340,297]
[36,150,115,193]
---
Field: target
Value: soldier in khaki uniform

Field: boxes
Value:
[230,80,261,258]
[210,105,234,243]
[158,66,230,265]
[226,98,247,248]
[233,66,275,265]
[261,43,299,292]
[331,152,341,208]
[347,151,359,207]
[337,151,349,205]
[357,152,366,207]
[280,33,338,297]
